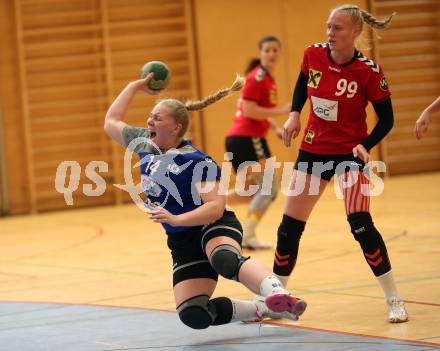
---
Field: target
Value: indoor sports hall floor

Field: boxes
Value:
[0,173,439,351]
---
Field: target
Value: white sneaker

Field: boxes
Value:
[242,236,272,250]
[244,296,299,322]
[387,297,409,323]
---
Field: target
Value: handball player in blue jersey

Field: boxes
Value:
[103,73,306,329]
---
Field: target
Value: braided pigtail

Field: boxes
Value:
[185,75,244,111]
[360,9,395,30]
[333,4,395,31]
[158,75,244,137]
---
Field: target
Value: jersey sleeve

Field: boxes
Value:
[122,126,151,153]
[241,72,263,102]
[361,98,394,150]
[366,67,391,103]
[291,71,309,112]
[300,47,310,75]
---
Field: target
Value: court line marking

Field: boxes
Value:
[294,289,440,307]
[98,341,440,351]
[12,223,105,260]
[264,320,440,347]
[404,300,440,307]
[95,341,128,348]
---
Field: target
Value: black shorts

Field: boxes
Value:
[225,136,271,172]
[294,149,366,181]
[167,210,243,286]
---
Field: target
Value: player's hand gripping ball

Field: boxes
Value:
[140,61,170,91]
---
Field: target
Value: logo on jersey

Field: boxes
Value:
[328,66,341,73]
[167,163,181,174]
[311,96,338,121]
[379,77,389,91]
[141,175,162,197]
[305,130,315,144]
[308,69,322,88]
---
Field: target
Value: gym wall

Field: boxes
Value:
[0,0,199,214]
[371,0,440,174]
[0,0,438,215]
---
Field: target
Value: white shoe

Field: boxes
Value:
[387,297,409,323]
[242,236,272,250]
[244,295,299,322]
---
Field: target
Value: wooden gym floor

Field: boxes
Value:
[0,173,439,350]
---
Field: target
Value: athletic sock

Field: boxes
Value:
[230,299,258,322]
[377,270,400,300]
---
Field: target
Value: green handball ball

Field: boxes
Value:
[140,61,170,91]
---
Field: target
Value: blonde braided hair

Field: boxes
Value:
[158,75,244,137]
[334,4,395,31]
[185,74,244,111]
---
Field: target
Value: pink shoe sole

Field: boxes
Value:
[265,294,307,316]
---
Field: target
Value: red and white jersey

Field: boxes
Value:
[299,43,391,154]
[226,65,277,138]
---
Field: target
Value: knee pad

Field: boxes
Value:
[347,211,391,276]
[209,245,249,281]
[277,214,306,250]
[348,212,376,243]
[177,295,214,329]
[210,297,234,325]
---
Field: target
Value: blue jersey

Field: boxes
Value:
[122,126,222,233]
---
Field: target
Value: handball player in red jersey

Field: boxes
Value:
[226,36,291,250]
[272,4,408,323]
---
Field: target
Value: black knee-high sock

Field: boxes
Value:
[348,212,392,276]
[273,214,306,277]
